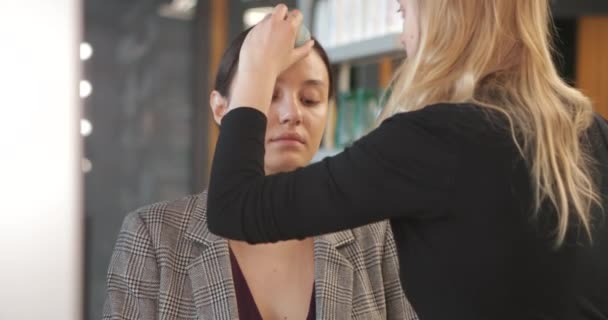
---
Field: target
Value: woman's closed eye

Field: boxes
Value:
[300,92,322,106]
[299,86,324,106]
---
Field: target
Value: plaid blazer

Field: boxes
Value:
[103,192,418,320]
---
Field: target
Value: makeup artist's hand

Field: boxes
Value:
[239,4,314,77]
[227,4,314,114]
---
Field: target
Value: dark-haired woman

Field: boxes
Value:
[102,27,417,320]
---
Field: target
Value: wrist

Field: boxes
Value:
[238,64,279,79]
[227,70,276,113]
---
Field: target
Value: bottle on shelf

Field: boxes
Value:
[333,88,383,149]
[312,0,403,48]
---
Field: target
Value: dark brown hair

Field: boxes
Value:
[213,27,334,100]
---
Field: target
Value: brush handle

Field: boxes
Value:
[295,23,311,48]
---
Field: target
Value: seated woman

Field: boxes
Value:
[103,27,417,320]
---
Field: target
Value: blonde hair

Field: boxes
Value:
[382,0,600,246]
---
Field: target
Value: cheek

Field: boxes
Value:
[401,21,418,55]
[406,6,419,51]
[304,108,328,144]
[264,107,281,136]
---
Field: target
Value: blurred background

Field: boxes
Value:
[8,0,604,318]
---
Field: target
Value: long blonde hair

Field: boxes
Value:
[382,0,600,246]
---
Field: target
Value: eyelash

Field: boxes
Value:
[271,93,320,107]
[302,99,320,106]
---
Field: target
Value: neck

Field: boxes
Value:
[229,238,314,261]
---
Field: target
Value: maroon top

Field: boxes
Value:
[229,249,316,319]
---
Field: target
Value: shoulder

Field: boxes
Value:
[394,102,486,117]
[118,193,206,244]
[349,220,392,247]
[107,194,210,319]
[385,103,503,130]
[374,102,512,152]
[316,220,393,256]
[123,193,202,228]
[353,104,494,171]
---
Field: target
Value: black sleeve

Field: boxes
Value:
[207,106,460,243]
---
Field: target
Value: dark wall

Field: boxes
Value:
[83,1,194,318]
[554,19,578,85]
[553,0,608,18]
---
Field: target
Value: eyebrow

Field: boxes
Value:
[303,79,325,87]
[275,78,326,88]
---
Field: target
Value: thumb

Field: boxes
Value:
[289,39,315,66]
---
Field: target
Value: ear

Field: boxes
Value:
[209,90,228,125]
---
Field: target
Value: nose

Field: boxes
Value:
[278,93,303,126]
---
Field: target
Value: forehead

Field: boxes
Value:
[277,51,329,85]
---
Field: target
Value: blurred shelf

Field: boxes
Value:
[326,33,403,64]
[312,147,342,163]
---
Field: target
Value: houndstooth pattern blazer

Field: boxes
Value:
[103,192,418,320]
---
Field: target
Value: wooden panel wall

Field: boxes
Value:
[206,0,228,174]
[577,17,608,117]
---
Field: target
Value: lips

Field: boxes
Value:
[269,132,305,145]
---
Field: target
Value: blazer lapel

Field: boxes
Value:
[184,193,239,320]
[314,230,356,320]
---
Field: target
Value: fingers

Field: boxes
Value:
[285,9,303,29]
[264,4,310,72]
[272,4,302,31]
[272,4,289,21]
[290,39,315,65]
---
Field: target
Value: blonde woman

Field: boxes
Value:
[103,27,417,320]
[206,1,608,320]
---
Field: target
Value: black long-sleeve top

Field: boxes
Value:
[207,103,608,320]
